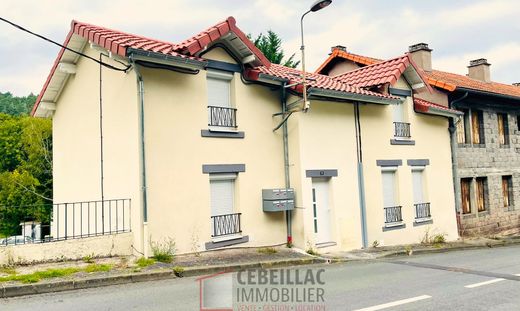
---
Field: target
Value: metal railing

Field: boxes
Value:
[384,206,403,224]
[394,122,411,138]
[0,199,131,246]
[208,106,237,128]
[415,202,431,219]
[211,213,242,237]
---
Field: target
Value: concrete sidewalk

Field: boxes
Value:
[1,236,519,299]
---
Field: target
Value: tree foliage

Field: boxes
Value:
[249,30,300,68]
[0,112,52,236]
[0,92,37,116]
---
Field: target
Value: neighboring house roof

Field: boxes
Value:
[315,48,381,74]
[245,63,400,101]
[424,70,520,99]
[316,48,520,100]
[414,97,462,117]
[332,54,431,92]
[33,17,400,116]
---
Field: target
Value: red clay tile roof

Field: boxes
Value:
[174,17,270,67]
[33,18,399,116]
[315,48,380,74]
[414,97,462,116]
[245,64,399,100]
[317,48,520,100]
[332,55,411,88]
[424,70,520,98]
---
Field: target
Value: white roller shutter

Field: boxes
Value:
[412,169,424,204]
[382,170,396,207]
[207,70,232,108]
[210,178,234,217]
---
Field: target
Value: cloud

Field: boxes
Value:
[1,0,519,95]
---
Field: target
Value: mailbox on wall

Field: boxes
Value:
[262,188,295,212]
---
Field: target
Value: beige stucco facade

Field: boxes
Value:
[48,41,458,256]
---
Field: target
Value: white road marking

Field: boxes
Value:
[352,295,432,311]
[464,278,506,288]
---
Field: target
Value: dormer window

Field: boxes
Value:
[207,70,237,131]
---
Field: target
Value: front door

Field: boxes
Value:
[312,178,332,244]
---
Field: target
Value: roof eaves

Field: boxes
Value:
[457,87,520,102]
[126,48,207,69]
[308,87,401,105]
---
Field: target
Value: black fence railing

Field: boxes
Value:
[0,199,131,246]
[208,106,237,128]
[211,213,241,238]
[394,122,411,138]
[415,202,431,219]
[384,206,403,224]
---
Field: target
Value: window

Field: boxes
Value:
[209,173,241,238]
[412,167,431,220]
[460,178,472,214]
[392,101,411,139]
[476,177,488,212]
[381,168,402,224]
[471,110,484,144]
[497,113,509,145]
[502,176,513,209]
[207,70,236,129]
[457,109,470,144]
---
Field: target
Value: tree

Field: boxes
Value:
[0,113,52,236]
[0,92,37,116]
[249,30,300,68]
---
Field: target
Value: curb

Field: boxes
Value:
[324,238,519,262]
[0,257,326,299]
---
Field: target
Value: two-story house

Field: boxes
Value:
[319,43,520,237]
[32,17,460,255]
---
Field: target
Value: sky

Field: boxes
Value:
[1,0,519,96]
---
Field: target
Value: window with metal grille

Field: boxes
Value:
[207,70,237,129]
[460,178,472,214]
[502,176,513,209]
[476,177,487,212]
[497,113,509,145]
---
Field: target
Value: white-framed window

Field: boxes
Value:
[209,173,241,240]
[381,167,402,226]
[412,166,431,221]
[392,98,411,139]
[207,70,237,130]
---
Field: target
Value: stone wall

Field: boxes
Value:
[457,111,520,236]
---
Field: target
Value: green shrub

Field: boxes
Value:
[84,264,112,273]
[151,238,176,263]
[173,266,185,277]
[136,257,156,268]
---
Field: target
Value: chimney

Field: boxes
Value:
[408,43,433,72]
[331,45,347,53]
[468,58,491,83]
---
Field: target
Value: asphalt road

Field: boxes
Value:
[1,245,519,311]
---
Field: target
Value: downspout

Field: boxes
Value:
[130,57,150,257]
[281,82,292,246]
[99,54,105,234]
[354,102,368,248]
[449,92,468,237]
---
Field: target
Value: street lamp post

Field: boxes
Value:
[300,0,332,111]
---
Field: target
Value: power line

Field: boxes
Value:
[0,16,131,72]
